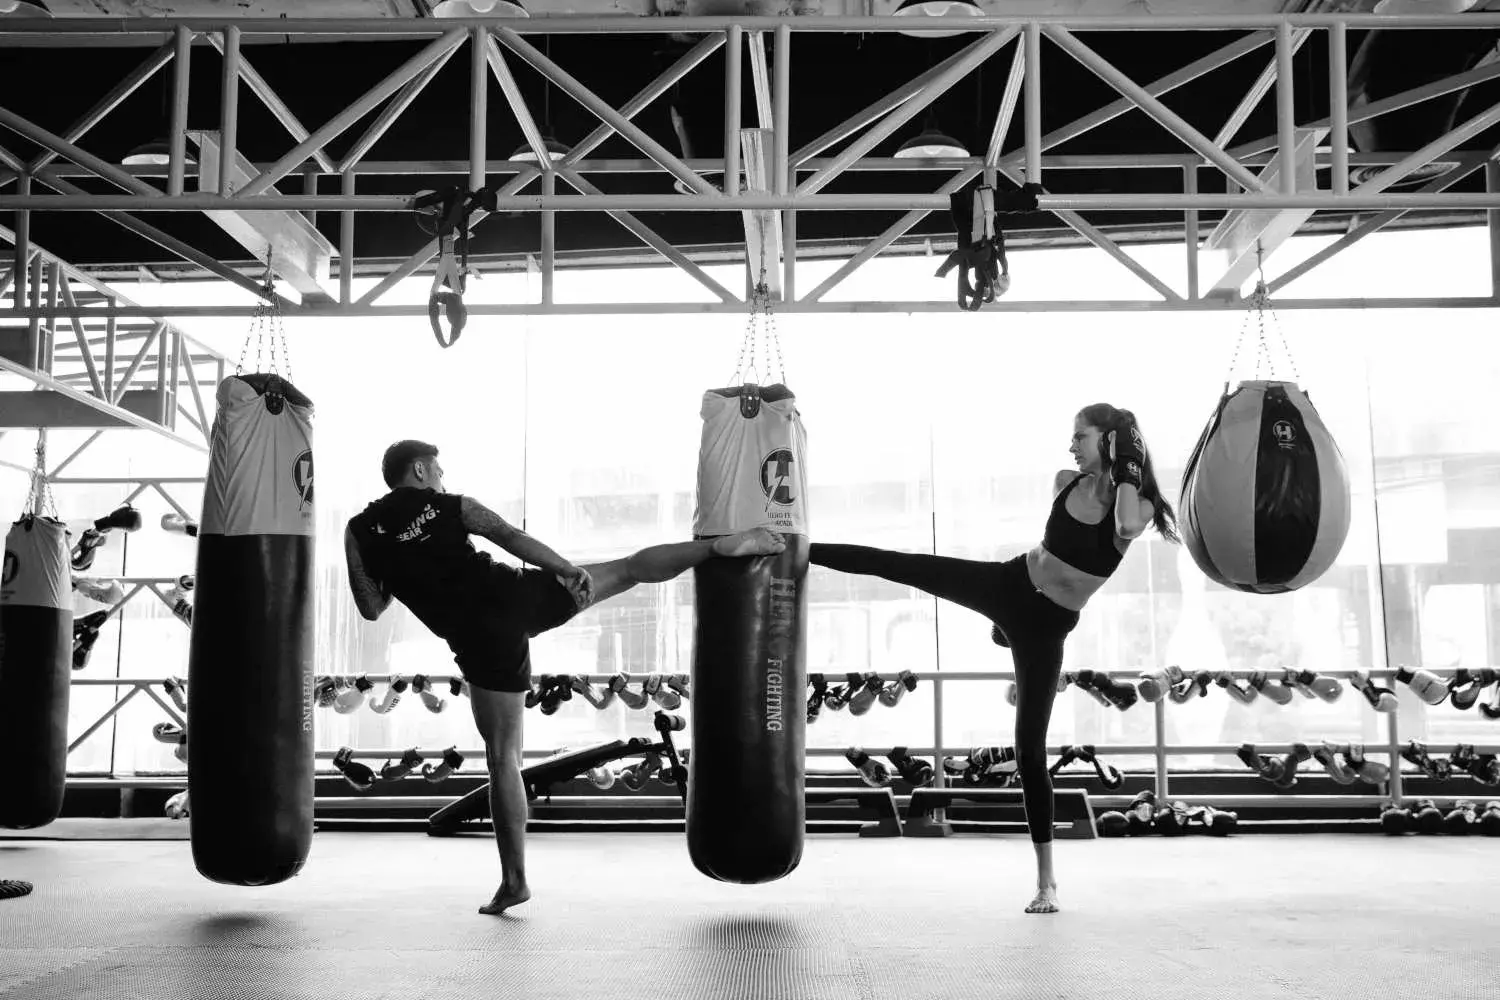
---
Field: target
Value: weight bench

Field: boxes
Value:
[905,787,1097,840]
[806,787,903,837]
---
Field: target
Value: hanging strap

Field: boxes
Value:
[935,183,1039,312]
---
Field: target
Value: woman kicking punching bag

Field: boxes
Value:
[688,382,810,884]
[188,373,316,886]
[0,513,72,829]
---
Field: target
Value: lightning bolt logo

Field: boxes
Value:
[760,449,796,507]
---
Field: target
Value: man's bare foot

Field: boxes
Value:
[712,527,786,558]
[478,884,531,915]
[1025,884,1059,914]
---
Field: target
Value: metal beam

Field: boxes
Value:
[236,29,468,198]
[1212,27,1309,149]
[492,26,719,197]
[802,168,980,303]
[26,39,174,175]
[1269,157,1487,295]
[986,38,1025,167]
[58,278,106,398]
[30,171,282,304]
[0,106,159,197]
[484,33,546,167]
[355,33,722,306]
[1352,96,1500,195]
[207,31,337,175]
[168,26,192,197]
[337,44,458,173]
[798,28,1016,197]
[554,167,737,303]
[0,359,206,451]
[12,191,1500,212]
[1044,25,1268,194]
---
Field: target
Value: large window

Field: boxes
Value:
[1,226,1496,779]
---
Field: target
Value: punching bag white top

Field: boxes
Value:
[201,376,316,538]
[1,517,70,610]
[693,384,809,537]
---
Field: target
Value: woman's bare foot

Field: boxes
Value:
[1025,883,1059,914]
[711,527,786,558]
[478,884,532,915]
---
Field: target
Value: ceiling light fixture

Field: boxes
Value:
[892,0,983,39]
[509,136,571,162]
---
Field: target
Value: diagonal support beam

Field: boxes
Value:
[986,40,1026,167]
[33,170,282,304]
[1045,25,1268,193]
[207,33,337,175]
[1268,156,1486,295]
[992,165,1181,300]
[357,34,723,308]
[1351,96,1500,195]
[27,40,174,175]
[484,34,548,166]
[237,29,467,198]
[748,31,774,129]
[338,44,459,173]
[0,355,206,452]
[1229,58,1500,160]
[493,26,718,197]
[1212,27,1310,149]
[0,106,159,197]
[998,30,1272,168]
[793,43,972,168]
[59,278,106,398]
[799,28,1017,197]
[554,167,737,303]
[803,168,979,303]
[112,322,163,406]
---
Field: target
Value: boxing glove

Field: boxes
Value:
[1395,666,1451,707]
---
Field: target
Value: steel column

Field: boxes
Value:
[168,26,192,197]
[1275,20,1298,196]
[724,25,742,194]
[11,172,26,317]
[218,25,240,196]
[341,170,355,305]
[1024,20,1042,183]
[470,27,488,191]
[1329,19,1349,197]
[541,170,554,305]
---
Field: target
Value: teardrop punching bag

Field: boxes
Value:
[688,383,810,884]
[0,515,72,829]
[188,374,316,886]
[1180,380,1350,595]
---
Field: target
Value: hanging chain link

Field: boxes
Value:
[25,431,57,519]
[731,237,786,386]
[1223,242,1300,392]
[235,252,293,381]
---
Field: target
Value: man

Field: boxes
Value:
[344,439,784,915]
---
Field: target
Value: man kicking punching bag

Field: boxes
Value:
[188,374,315,886]
[0,513,72,829]
[688,382,810,884]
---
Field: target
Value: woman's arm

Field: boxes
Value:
[345,525,393,621]
[1107,427,1153,540]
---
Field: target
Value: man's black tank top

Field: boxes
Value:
[1041,474,1124,578]
[353,487,517,641]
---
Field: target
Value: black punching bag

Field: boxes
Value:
[0,514,72,829]
[188,373,316,886]
[687,383,810,884]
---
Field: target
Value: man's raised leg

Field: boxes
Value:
[580,528,785,607]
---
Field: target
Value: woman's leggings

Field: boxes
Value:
[810,543,1081,844]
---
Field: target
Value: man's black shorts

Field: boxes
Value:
[449,568,580,693]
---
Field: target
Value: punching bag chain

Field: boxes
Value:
[236,253,293,380]
[731,243,785,387]
[1223,242,1300,393]
[24,431,56,519]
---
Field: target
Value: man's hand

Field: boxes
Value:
[559,565,595,610]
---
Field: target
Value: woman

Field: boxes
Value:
[810,403,1180,914]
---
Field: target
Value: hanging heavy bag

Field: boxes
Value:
[0,514,72,829]
[188,373,316,886]
[687,382,810,884]
[1180,379,1350,594]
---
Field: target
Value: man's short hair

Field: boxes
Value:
[382,439,439,488]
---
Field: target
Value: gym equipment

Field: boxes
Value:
[1248,670,1295,706]
[1136,665,1185,703]
[0,513,73,829]
[370,675,407,714]
[1351,670,1399,712]
[687,381,810,885]
[1394,666,1451,707]
[333,748,377,791]
[886,746,934,786]
[161,512,199,537]
[422,747,465,784]
[845,747,892,788]
[1180,381,1350,594]
[71,609,111,670]
[70,504,143,572]
[878,670,918,708]
[378,748,425,781]
[1216,672,1258,704]
[187,373,316,887]
[933,183,1040,311]
[412,674,447,713]
[73,577,124,605]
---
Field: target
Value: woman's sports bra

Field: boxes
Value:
[1041,474,1123,577]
